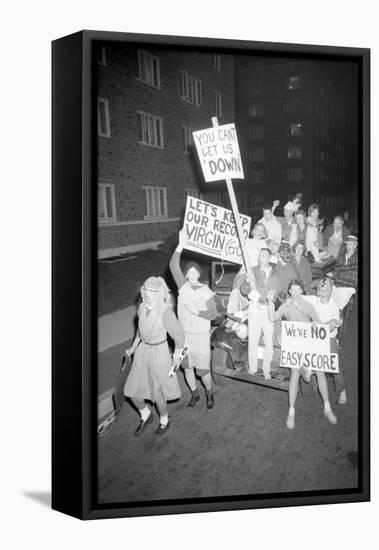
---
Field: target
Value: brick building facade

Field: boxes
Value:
[96,44,235,257]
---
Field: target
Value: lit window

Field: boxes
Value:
[143,186,167,219]
[137,111,164,148]
[137,50,161,89]
[185,188,202,199]
[250,148,264,161]
[286,99,303,113]
[182,126,194,153]
[287,168,303,182]
[288,122,302,136]
[213,54,221,71]
[214,91,223,117]
[251,170,264,184]
[249,126,264,140]
[288,76,302,90]
[97,46,107,67]
[249,103,264,117]
[180,71,202,106]
[97,97,111,138]
[288,146,302,159]
[98,183,116,223]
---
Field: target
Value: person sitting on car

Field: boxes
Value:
[272,198,300,243]
[289,209,307,248]
[334,234,358,288]
[323,215,350,259]
[290,241,313,294]
[277,242,298,298]
[258,203,282,246]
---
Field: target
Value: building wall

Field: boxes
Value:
[97,45,235,256]
[235,58,358,224]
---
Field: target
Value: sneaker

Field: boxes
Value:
[324,409,337,425]
[205,390,215,410]
[338,390,347,405]
[187,390,200,408]
[263,373,272,381]
[286,414,295,430]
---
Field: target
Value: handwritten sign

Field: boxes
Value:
[280,321,339,374]
[183,196,251,264]
[192,123,244,182]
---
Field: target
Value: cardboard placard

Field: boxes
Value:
[192,123,244,182]
[183,196,251,265]
[280,321,339,373]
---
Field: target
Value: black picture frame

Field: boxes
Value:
[52,30,370,520]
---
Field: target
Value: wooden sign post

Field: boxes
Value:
[210,117,253,277]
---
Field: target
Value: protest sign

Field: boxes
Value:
[183,196,251,265]
[192,123,244,183]
[280,321,339,374]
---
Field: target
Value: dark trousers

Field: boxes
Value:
[331,337,345,395]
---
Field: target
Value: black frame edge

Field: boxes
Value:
[52,31,86,519]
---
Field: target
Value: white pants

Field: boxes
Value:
[248,303,273,375]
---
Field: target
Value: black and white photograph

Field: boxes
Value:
[95,38,367,507]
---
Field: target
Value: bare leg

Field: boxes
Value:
[315,372,337,425]
[154,388,168,417]
[131,398,147,414]
[288,369,300,409]
[287,369,300,429]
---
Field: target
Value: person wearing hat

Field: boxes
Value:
[169,229,217,410]
[334,234,358,288]
[124,276,185,436]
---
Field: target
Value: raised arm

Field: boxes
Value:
[169,229,188,290]
[272,199,280,215]
[268,298,286,322]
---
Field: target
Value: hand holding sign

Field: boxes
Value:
[178,227,188,248]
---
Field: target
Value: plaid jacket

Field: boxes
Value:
[334,248,358,287]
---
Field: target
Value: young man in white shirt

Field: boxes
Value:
[258,203,282,246]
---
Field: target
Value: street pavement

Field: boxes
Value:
[97,298,359,504]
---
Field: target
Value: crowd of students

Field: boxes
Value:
[123,196,358,435]
[228,197,357,429]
